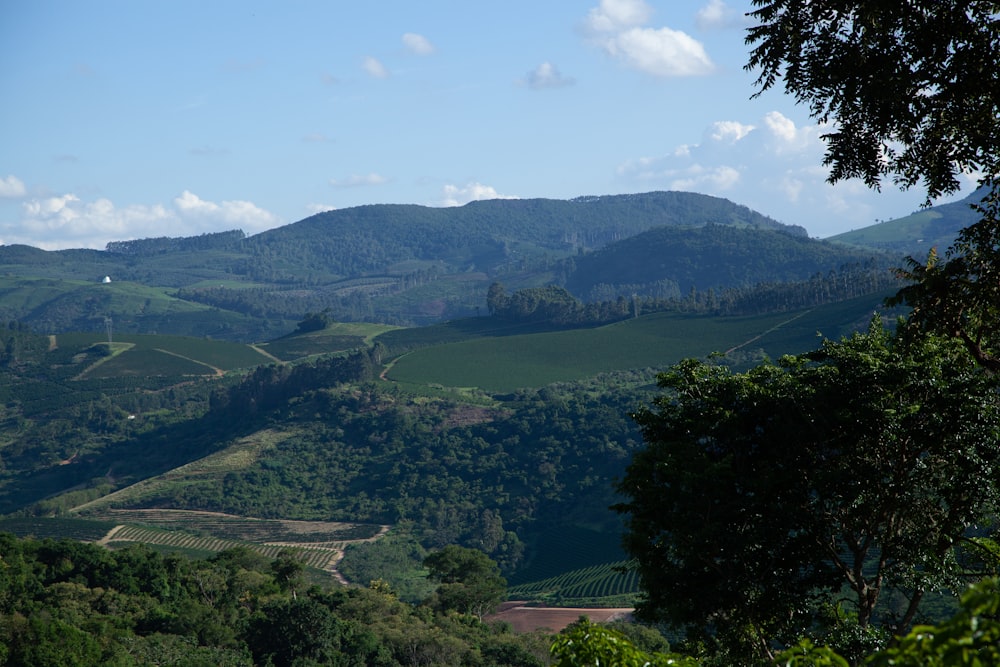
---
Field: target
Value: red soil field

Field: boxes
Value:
[488,601,634,633]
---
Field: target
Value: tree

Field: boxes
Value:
[423,545,506,619]
[746,1,1000,371]
[776,578,1000,667]
[615,321,1000,660]
[550,619,700,667]
[747,1,1000,201]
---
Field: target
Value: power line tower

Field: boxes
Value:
[104,317,113,344]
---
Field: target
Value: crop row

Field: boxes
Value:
[508,560,639,601]
[0,517,117,542]
[108,525,340,570]
[94,510,380,543]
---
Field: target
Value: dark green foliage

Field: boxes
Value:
[617,322,1000,658]
[295,308,335,334]
[0,533,555,666]
[746,1,1000,376]
[565,224,890,299]
[424,545,507,618]
[747,1,1000,200]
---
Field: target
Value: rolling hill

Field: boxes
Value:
[0,191,861,336]
[826,185,988,255]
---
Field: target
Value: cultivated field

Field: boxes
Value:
[385,293,892,392]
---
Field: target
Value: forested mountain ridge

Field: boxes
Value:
[564,223,888,301]
[0,191,840,338]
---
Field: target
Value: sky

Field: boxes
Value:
[0,0,977,251]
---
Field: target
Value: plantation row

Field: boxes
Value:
[508,560,639,602]
[107,525,341,570]
[0,517,116,542]
[90,509,383,543]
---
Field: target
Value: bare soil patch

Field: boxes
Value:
[488,602,633,633]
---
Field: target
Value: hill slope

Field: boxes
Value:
[0,192,823,335]
[826,186,988,255]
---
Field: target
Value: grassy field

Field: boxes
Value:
[385,293,895,392]
[56,332,273,372]
[259,322,397,361]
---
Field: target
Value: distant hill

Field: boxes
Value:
[826,186,988,256]
[0,191,878,337]
[565,223,889,301]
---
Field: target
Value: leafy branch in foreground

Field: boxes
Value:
[616,320,1000,661]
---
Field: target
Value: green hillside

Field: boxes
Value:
[565,224,890,299]
[384,291,894,392]
[827,186,987,255]
[0,191,828,335]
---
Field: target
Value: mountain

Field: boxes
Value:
[826,186,988,256]
[0,191,873,338]
[564,223,889,301]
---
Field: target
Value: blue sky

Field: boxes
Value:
[0,0,975,250]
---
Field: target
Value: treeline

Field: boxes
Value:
[0,533,558,666]
[485,261,903,329]
[207,349,378,419]
[105,230,247,256]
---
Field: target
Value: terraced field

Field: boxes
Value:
[88,509,389,579]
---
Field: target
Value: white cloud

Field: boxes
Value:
[613,110,933,236]
[710,120,754,143]
[305,203,336,215]
[695,0,748,30]
[173,190,279,230]
[440,182,518,207]
[668,164,742,191]
[402,32,435,55]
[362,56,389,79]
[604,27,715,76]
[584,0,653,34]
[521,62,575,90]
[0,175,26,198]
[7,190,280,250]
[583,1,714,77]
[329,173,388,188]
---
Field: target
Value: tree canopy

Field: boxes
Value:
[747,1,1000,373]
[616,321,1000,660]
[746,1,1000,200]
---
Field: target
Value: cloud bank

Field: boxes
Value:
[4,188,280,250]
[615,110,938,236]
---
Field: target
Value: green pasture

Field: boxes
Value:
[54,332,271,373]
[386,294,895,392]
[0,276,92,312]
[385,311,789,392]
[261,322,396,361]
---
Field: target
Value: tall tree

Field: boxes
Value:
[746,1,1000,371]
[616,321,1000,660]
[423,545,507,620]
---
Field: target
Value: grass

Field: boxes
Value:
[260,322,400,361]
[385,293,896,392]
[0,517,117,542]
[386,311,791,392]
[53,332,272,377]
